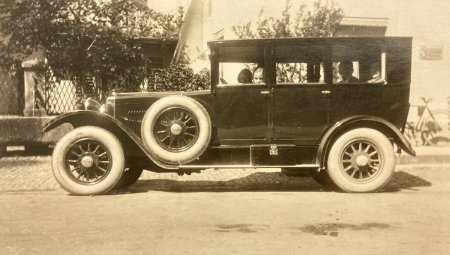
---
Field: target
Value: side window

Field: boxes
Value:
[274,45,324,85]
[332,43,386,84]
[218,63,265,85]
[332,60,361,83]
[216,46,265,86]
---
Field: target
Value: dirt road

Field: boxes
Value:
[0,165,449,255]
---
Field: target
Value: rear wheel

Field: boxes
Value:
[327,128,395,193]
[310,169,336,189]
[52,126,125,195]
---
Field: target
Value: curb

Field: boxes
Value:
[398,154,450,165]
[398,145,450,165]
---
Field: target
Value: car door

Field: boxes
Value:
[271,43,329,145]
[214,83,270,145]
[212,45,270,145]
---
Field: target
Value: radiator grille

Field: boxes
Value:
[126,110,147,137]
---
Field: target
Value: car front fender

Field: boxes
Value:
[44,111,178,170]
[317,115,415,168]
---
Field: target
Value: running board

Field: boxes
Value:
[179,164,320,169]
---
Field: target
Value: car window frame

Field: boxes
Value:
[272,43,327,87]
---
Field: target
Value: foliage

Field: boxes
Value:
[111,64,210,93]
[150,65,210,92]
[232,0,343,83]
[233,0,344,39]
[0,0,210,97]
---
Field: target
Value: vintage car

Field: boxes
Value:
[45,37,415,195]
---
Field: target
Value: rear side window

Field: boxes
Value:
[332,42,386,84]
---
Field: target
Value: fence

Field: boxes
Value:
[0,66,107,116]
[44,69,80,115]
[1,63,209,116]
[43,69,142,115]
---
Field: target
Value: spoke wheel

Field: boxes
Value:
[339,141,382,183]
[154,107,200,152]
[141,95,212,164]
[64,139,112,185]
[52,126,125,195]
[327,128,395,193]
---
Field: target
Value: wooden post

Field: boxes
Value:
[21,58,47,116]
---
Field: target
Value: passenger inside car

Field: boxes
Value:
[367,62,383,83]
[253,67,264,84]
[237,68,253,84]
[338,61,359,83]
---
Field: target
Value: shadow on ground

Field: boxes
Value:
[382,171,432,192]
[113,170,432,194]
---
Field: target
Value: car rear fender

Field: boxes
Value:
[44,111,178,170]
[317,115,416,169]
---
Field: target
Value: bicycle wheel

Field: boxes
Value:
[426,110,450,145]
[432,110,450,132]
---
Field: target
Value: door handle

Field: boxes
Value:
[261,90,270,95]
[321,90,331,95]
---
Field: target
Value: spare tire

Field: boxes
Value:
[141,95,212,164]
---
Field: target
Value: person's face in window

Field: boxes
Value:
[338,61,354,81]
[253,68,264,84]
[238,68,253,83]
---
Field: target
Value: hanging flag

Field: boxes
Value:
[172,0,211,72]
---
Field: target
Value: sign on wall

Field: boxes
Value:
[420,45,443,60]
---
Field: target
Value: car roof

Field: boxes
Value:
[207,36,412,48]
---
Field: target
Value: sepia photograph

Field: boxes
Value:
[0,0,449,254]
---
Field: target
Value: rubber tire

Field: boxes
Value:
[327,128,396,193]
[114,167,143,189]
[52,126,125,195]
[141,95,212,164]
[310,169,337,190]
[428,110,450,145]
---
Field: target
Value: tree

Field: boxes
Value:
[233,0,344,39]
[0,0,188,96]
[232,0,343,83]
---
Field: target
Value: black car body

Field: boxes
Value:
[45,37,415,195]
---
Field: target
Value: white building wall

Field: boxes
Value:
[148,0,450,109]
[321,0,450,110]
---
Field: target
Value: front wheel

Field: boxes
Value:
[327,128,395,193]
[114,167,144,189]
[51,126,125,195]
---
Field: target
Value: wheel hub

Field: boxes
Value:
[154,107,200,152]
[170,123,183,136]
[80,155,94,168]
[340,141,381,182]
[355,154,369,167]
